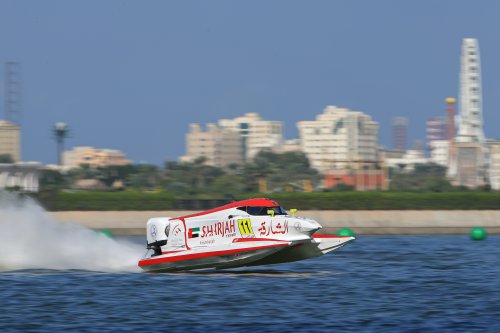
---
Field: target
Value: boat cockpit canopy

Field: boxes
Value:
[237,206,288,216]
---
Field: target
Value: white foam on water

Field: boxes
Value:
[0,192,144,273]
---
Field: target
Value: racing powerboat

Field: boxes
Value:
[138,198,354,272]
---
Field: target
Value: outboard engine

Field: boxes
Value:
[146,217,171,256]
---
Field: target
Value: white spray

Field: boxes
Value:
[0,192,143,272]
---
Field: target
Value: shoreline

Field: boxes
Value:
[48,210,500,236]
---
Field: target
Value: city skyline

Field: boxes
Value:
[1,1,499,165]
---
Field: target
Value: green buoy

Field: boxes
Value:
[470,227,487,240]
[98,230,113,238]
[336,228,355,237]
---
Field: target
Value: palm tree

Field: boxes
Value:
[52,122,70,165]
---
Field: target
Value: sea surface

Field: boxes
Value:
[1,235,500,332]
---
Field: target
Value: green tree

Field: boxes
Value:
[0,154,14,163]
[39,169,68,191]
[208,174,247,196]
[96,165,139,187]
[242,150,319,192]
[164,158,225,195]
[389,163,454,192]
[127,164,162,190]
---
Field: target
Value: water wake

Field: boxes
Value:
[0,192,143,273]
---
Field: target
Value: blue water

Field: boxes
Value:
[1,235,500,332]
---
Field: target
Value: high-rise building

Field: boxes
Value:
[0,120,21,162]
[181,124,243,168]
[427,117,448,144]
[448,38,486,188]
[297,105,379,173]
[392,117,408,152]
[218,113,283,161]
[427,116,449,167]
[457,38,484,142]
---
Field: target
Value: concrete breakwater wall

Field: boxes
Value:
[49,210,500,236]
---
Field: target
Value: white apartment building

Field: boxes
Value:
[0,120,21,162]
[429,140,449,167]
[218,113,283,161]
[0,163,40,192]
[487,141,500,190]
[297,105,379,173]
[278,139,302,153]
[63,146,131,169]
[181,123,243,168]
[386,150,429,172]
[452,142,486,188]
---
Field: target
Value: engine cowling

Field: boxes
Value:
[146,218,171,254]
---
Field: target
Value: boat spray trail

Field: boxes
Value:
[0,192,143,272]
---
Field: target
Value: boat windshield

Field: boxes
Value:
[237,206,288,216]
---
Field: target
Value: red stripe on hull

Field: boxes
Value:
[138,243,288,267]
[313,234,353,238]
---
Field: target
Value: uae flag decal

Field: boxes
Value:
[188,227,200,239]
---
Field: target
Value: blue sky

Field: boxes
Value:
[1,0,499,165]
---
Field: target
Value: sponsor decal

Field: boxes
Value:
[200,239,216,245]
[294,222,302,232]
[201,221,236,238]
[258,220,289,236]
[172,225,182,236]
[169,224,185,247]
[188,227,200,239]
[238,218,254,236]
[150,225,157,238]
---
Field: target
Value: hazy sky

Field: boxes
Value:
[1,0,499,165]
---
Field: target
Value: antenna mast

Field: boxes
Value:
[4,62,22,125]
